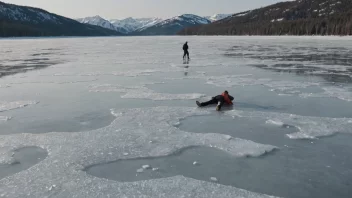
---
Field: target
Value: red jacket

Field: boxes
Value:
[222,93,233,105]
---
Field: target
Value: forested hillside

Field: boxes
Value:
[179,0,352,35]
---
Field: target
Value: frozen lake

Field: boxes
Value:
[0,36,352,198]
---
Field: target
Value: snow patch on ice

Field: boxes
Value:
[0,147,16,165]
[152,167,159,171]
[0,85,10,88]
[142,165,151,169]
[0,116,11,122]
[266,120,284,126]
[0,101,38,112]
[210,177,218,182]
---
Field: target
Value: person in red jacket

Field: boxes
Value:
[196,91,234,111]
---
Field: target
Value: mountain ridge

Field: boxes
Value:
[76,13,229,35]
[110,17,163,33]
[131,14,211,35]
[0,1,121,37]
[179,0,352,35]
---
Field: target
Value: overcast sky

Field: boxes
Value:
[5,0,286,19]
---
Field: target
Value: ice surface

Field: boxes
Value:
[0,101,38,112]
[52,69,162,77]
[206,75,318,94]
[206,75,271,88]
[300,86,352,102]
[86,145,281,193]
[167,73,319,96]
[89,84,206,100]
[192,73,352,101]
[0,107,276,197]
[0,85,10,88]
[0,147,47,180]
[7,78,97,85]
[1,36,352,197]
[0,147,15,165]
[226,110,352,139]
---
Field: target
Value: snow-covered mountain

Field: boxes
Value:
[74,14,215,35]
[76,15,129,34]
[110,17,163,33]
[0,2,61,24]
[133,14,210,35]
[0,1,120,37]
[205,14,232,22]
[76,16,116,31]
[75,16,163,34]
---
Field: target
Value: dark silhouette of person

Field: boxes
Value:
[183,42,190,60]
[196,91,234,111]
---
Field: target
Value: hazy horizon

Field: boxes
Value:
[4,0,287,20]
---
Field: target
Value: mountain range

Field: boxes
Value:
[110,17,163,34]
[75,14,230,35]
[179,0,352,35]
[0,1,120,37]
[131,14,211,35]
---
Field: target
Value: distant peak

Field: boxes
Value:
[180,14,197,17]
[93,15,103,19]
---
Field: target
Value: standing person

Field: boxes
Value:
[196,91,234,111]
[183,42,190,60]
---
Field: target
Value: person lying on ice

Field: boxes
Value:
[196,90,234,111]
